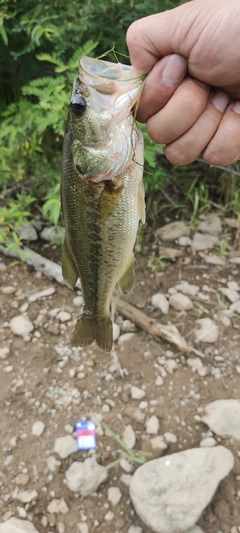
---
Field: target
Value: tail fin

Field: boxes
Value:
[72,313,113,352]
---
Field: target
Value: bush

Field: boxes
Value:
[2,0,238,241]
[1,0,182,235]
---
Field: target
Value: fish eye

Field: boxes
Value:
[71,96,86,116]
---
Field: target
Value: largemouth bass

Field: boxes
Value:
[61,56,145,352]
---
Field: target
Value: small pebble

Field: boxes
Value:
[187,358,203,371]
[56,311,72,322]
[155,376,164,386]
[120,473,132,486]
[195,318,219,343]
[31,421,45,437]
[120,458,134,473]
[151,293,169,314]
[107,486,122,506]
[164,432,177,443]
[47,498,69,514]
[4,455,13,466]
[113,323,120,341]
[0,347,10,359]
[118,333,135,344]
[77,524,89,533]
[128,526,143,533]
[104,511,114,521]
[73,296,84,307]
[10,315,34,337]
[122,320,137,332]
[122,424,136,449]
[146,416,159,435]
[16,507,27,518]
[169,293,193,311]
[1,285,17,295]
[3,365,13,373]
[131,386,146,400]
[15,473,29,485]
[16,489,38,503]
[220,288,239,303]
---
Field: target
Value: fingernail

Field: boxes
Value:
[211,91,229,112]
[162,54,187,86]
[232,101,240,114]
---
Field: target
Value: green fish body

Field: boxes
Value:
[61,57,145,351]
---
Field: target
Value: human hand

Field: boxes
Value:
[127,0,240,166]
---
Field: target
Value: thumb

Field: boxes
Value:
[126,2,203,74]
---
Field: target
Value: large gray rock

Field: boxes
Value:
[65,457,108,495]
[40,226,65,242]
[130,446,233,533]
[18,224,38,241]
[201,399,240,439]
[192,233,217,251]
[155,221,189,241]
[198,214,222,235]
[0,518,40,533]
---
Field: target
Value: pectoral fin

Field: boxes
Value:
[138,181,146,223]
[62,239,78,289]
[118,257,135,294]
[98,180,123,221]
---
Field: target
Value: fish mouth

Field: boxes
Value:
[78,57,143,116]
[80,57,133,85]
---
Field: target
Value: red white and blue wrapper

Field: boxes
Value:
[75,420,97,450]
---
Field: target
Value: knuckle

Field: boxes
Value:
[165,144,189,165]
[146,121,164,145]
[126,21,142,48]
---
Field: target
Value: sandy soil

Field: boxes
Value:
[1,224,240,533]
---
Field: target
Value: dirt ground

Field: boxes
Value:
[1,218,240,533]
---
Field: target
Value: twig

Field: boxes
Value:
[116,299,204,358]
[0,244,64,285]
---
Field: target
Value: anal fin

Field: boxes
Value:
[62,238,78,289]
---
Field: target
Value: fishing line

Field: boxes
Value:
[97,47,131,63]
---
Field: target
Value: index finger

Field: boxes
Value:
[135,55,187,123]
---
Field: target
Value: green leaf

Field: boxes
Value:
[0,24,8,45]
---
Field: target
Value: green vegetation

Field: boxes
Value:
[0,0,239,246]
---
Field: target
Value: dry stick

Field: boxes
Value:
[0,244,202,357]
[117,299,204,358]
[0,244,64,285]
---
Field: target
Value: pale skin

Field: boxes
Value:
[126,0,240,166]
